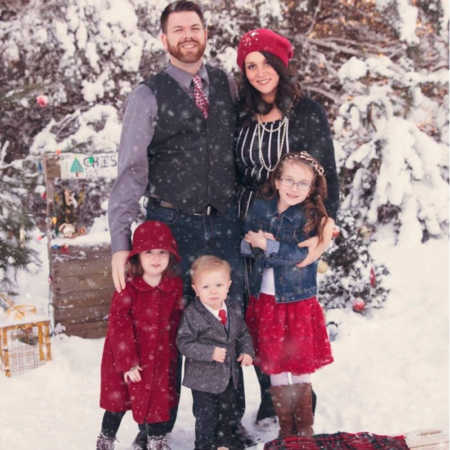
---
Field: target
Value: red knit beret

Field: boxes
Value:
[237,28,294,70]
[128,220,180,262]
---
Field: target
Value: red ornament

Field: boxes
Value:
[370,267,376,287]
[36,95,48,107]
[332,226,340,239]
[352,298,366,312]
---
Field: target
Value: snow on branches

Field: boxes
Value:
[30,104,121,157]
[334,55,448,244]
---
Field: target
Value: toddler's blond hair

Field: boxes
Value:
[190,255,231,283]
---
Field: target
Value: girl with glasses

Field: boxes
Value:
[240,151,334,440]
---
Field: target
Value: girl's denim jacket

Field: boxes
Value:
[241,196,318,304]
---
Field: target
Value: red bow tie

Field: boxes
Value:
[218,309,227,325]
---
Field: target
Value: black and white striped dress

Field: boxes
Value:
[235,98,340,221]
[236,118,290,219]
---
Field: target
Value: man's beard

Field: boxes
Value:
[166,38,206,63]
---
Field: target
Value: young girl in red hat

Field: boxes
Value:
[97,221,183,450]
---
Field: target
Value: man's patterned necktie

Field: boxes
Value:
[192,75,209,119]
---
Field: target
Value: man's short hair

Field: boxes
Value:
[160,1,205,33]
[190,255,231,282]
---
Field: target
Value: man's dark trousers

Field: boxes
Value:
[146,203,244,309]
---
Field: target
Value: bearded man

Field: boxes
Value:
[107,1,251,448]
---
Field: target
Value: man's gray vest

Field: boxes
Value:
[144,66,237,214]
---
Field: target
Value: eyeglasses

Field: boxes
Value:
[279,177,312,190]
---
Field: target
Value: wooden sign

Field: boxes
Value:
[56,153,117,179]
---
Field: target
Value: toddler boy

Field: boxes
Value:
[177,255,254,450]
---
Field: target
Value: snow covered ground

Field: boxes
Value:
[0,232,448,450]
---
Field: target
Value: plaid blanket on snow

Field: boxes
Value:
[264,432,409,449]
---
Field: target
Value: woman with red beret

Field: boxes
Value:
[235,29,340,426]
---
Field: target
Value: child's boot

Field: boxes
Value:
[269,385,296,438]
[147,435,170,450]
[96,432,116,450]
[292,383,314,437]
[131,427,147,449]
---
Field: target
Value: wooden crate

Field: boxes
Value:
[0,319,51,377]
[49,244,114,339]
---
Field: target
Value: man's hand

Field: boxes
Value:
[123,365,142,383]
[212,347,227,363]
[111,250,130,292]
[237,353,253,366]
[296,217,335,268]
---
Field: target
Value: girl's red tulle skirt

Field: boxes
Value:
[246,293,333,375]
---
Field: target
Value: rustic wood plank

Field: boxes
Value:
[52,287,114,308]
[44,156,61,180]
[51,254,111,277]
[52,272,112,294]
[50,245,112,258]
[53,303,110,323]
[60,320,109,339]
[405,429,449,449]
[50,246,111,261]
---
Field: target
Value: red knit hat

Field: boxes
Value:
[128,221,180,262]
[237,28,293,70]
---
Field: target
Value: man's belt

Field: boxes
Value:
[149,196,218,216]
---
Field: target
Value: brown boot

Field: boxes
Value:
[292,383,314,437]
[269,385,296,438]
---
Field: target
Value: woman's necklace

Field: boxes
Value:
[256,115,289,172]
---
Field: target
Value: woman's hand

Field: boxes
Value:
[296,217,335,268]
[123,365,142,383]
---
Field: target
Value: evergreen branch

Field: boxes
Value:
[0,141,9,166]
[298,35,364,58]
[317,36,402,54]
[54,112,81,140]
[306,0,322,36]
[302,84,340,103]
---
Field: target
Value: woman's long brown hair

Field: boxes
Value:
[238,51,299,119]
[261,152,329,241]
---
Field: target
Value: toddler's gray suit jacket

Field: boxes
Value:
[176,298,255,394]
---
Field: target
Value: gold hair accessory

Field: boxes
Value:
[285,151,325,176]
